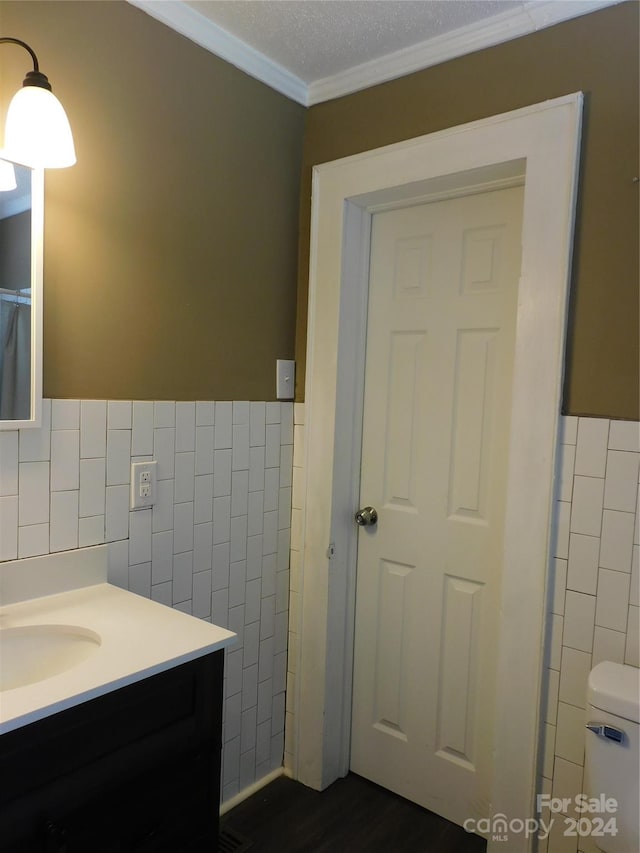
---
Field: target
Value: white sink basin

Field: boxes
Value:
[0,624,101,691]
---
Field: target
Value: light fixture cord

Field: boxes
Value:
[0,37,40,72]
[0,37,52,91]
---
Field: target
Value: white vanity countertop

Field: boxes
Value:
[0,546,236,734]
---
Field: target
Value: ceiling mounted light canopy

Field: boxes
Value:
[0,37,75,168]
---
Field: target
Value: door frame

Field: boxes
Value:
[294,93,583,853]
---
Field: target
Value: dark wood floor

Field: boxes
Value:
[220,773,487,853]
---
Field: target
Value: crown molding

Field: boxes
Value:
[307,0,621,105]
[127,0,308,105]
[129,0,621,108]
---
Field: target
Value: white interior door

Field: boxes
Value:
[350,186,524,829]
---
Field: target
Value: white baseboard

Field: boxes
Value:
[220,767,285,816]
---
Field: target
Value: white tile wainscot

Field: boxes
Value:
[0,399,294,803]
[3,406,637,819]
[541,416,639,853]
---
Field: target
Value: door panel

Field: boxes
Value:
[373,558,413,739]
[350,187,524,829]
[448,328,499,521]
[384,332,425,509]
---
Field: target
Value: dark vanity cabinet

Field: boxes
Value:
[0,651,224,852]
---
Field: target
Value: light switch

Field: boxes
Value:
[276,359,295,400]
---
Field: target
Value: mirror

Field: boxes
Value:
[0,160,43,429]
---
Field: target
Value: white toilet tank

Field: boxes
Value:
[584,661,639,853]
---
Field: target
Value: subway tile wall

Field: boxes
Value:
[0,398,293,802]
[541,417,639,853]
[2,403,637,821]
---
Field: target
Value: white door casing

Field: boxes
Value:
[350,187,524,828]
[294,94,583,853]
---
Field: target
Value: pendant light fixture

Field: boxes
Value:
[0,37,76,168]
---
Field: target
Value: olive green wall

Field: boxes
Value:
[1,2,637,415]
[1,1,304,401]
[296,2,639,419]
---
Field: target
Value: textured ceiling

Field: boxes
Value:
[186,1,522,82]
[134,0,619,103]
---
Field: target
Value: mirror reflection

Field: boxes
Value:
[0,161,32,422]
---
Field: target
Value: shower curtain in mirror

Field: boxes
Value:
[0,299,30,420]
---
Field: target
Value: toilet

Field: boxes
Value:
[584,661,639,853]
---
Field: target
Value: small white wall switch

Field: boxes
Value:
[276,359,295,400]
[130,461,157,510]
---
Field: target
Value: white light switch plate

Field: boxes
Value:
[276,359,295,400]
[130,460,157,510]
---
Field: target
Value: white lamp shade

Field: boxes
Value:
[0,158,17,191]
[4,85,76,168]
